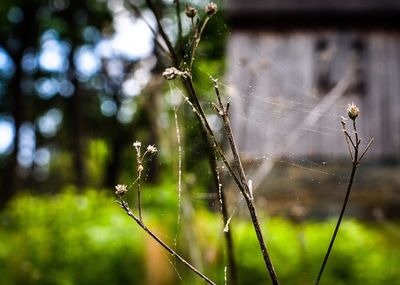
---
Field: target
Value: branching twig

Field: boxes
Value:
[128,2,278,284]
[144,0,179,65]
[174,0,183,42]
[173,108,183,249]
[189,16,210,71]
[212,78,279,285]
[133,141,143,221]
[116,197,216,285]
[213,155,238,285]
[179,77,245,192]
[132,142,158,221]
[316,103,374,284]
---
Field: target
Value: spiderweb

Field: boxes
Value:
[127,4,397,285]
[164,22,372,221]
[111,7,400,285]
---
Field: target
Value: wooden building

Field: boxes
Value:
[226,0,400,161]
[224,0,400,218]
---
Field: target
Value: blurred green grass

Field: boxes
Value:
[0,188,399,285]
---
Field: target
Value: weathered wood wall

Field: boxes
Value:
[226,31,400,160]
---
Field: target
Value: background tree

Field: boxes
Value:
[0,0,142,203]
[0,0,227,206]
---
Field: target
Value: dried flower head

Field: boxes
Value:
[146,145,157,154]
[133,141,141,155]
[115,184,128,195]
[347,102,360,120]
[205,2,217,16]
[162,67,188,80]
[133,141,141,148]
[185,4,197,18]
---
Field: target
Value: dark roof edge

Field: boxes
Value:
[227,10,400,30]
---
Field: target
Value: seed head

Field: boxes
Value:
[185,4,197,18]
[162,67,187,80]
[133,140,141,155]
[205,2,218,16]
[115,184,128,195]
[347,102,360,120]
[133,141,141,148]
[146,145,157,154]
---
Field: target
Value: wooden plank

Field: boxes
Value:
[226,30,400,160]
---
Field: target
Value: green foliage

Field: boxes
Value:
[86,139,109,187]
[1,191,399,285]
[0,189,145,285]
[233,218,400,285]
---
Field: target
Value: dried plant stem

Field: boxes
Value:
[212,79,279,285]
[174,0,182,42]
[179,76,240,284]
[181,78,243,190]
[117,198,216,285]
[315,164,357,285]
[133,3,276,283]
[137,171,142,221]
[213,158,238,285]
[127,3,235,284]
[225,115,278,285]
[316,112,373,285]
[174,109,182,246]
[189,16,210,70]
[183,74,279,283]
[135,149,143,221]
[144,0,179,65]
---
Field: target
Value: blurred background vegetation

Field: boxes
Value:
[0,0,399,284]
[1,190,399,284]
[0,0,227,198]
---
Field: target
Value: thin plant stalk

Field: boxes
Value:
[133,142,144,221]
[185,82,239,283]
[117,198,216,285]
[315,161,357,285]
[189,16,210,70]
[174,76,241,284]
[179,72,279,284]
[129,2,278,283]
[133,143,157,221]
[137,172,142,221]
[212,79,279,285]
[136,159,143,221]
[187,83,240,284]
[180,77,244,191]
[213,157,239,285]
[315,104,373,284]
[173,109,182,248]
[174,0,183,42]
[144,0,179,65]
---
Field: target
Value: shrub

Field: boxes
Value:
[0,190,399,284]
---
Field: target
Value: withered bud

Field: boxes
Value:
[162,67,188,80]
[205,2,217,16]
[146,145,157,154]
[115,184,128,195]
[185,4,197,18]
[133,141,141,148]
[347,102,360,120]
